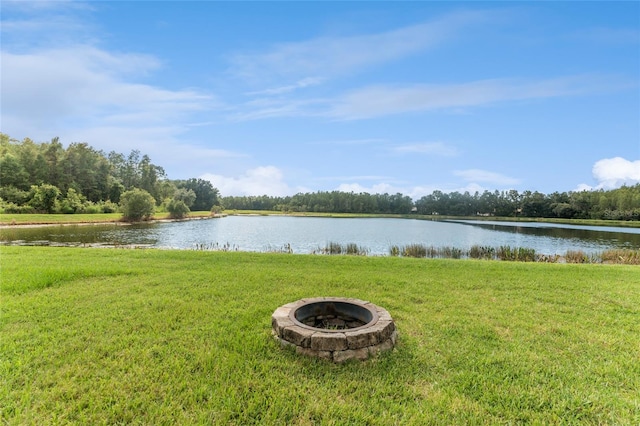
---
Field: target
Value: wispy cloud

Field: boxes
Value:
[454,169,521,186]
[1,45,216,136]
[230,74,636,122]
[245,77,324,96]
[1,0,92,13]
[2,46,212,124]
[229,10,490,87]
[328,75,635,120]
[393,142,459,157]
[1,0,97,49]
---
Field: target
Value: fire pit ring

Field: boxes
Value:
[272,297,397,363]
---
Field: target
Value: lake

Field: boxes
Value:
[2,216,640,255]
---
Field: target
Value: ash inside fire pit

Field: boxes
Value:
[272,297,397,363]
[303,316,366,330]
[292,300,375,331]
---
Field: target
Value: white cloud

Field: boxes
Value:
[232,74,635,122]
[201,166,306,197]
[1,46,213,129]
[578,157,640,190]
[336,182,398,195]
[1,44,220,175]
[230,10,489,86]
[393,142,459,157]
[335,181,486,200]
[454,169,521,186]
[319,175,392,182]
[328,75,634,120]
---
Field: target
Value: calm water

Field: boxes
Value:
[2,216,640,255]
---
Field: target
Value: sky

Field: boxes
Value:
[1,1,639,198]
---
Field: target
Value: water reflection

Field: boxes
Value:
[449,220,640,250]
[1,217,639,255]
[0,223,160,247]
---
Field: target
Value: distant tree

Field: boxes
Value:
[173,188,196,208]
[180,178,219,211]
[165,188,196,219]
[59,188,86,214]
[0,185,30,205]
[139,154,166,201]
[0,154,29,190]
[166,199,190,219]
[119,188,155,221]
[29,184,60,213]
[108,178,125,204]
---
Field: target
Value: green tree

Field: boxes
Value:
[174,188,196,207]
[29,184,61,213]
[166,199,190,219]
[0,153,29,190]
[119,188,155,221]
[165,188,196,219]
[60,188,86,214]
[180,178,219,211]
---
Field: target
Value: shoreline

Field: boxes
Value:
[0,214,223,229]
[1,212,639,230]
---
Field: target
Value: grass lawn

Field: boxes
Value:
[1,247,639,424]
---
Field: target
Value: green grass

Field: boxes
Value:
[1,247,639,424]
[0,211,214,225]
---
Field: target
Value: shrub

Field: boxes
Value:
[100,201,119,213]
[29,184,60,214]
[166,199,190,219]
[59,188,86,214]
[119,189,155,221]
[1,202,35,214]
[81,202,103,214]
[0,186,30,205]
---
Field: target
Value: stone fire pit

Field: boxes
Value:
[272,297,397,363]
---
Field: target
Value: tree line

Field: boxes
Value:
[2,134,638,221]
[0,134,220,218]
[222,187,640,221]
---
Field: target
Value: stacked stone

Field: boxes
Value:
[271,297,397,363]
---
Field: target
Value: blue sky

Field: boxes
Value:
[2,1,639,198]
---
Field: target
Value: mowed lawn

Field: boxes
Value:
[1,247,638,425]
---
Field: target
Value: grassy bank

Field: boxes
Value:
[0,211,214,226]
[1,247,638,424]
